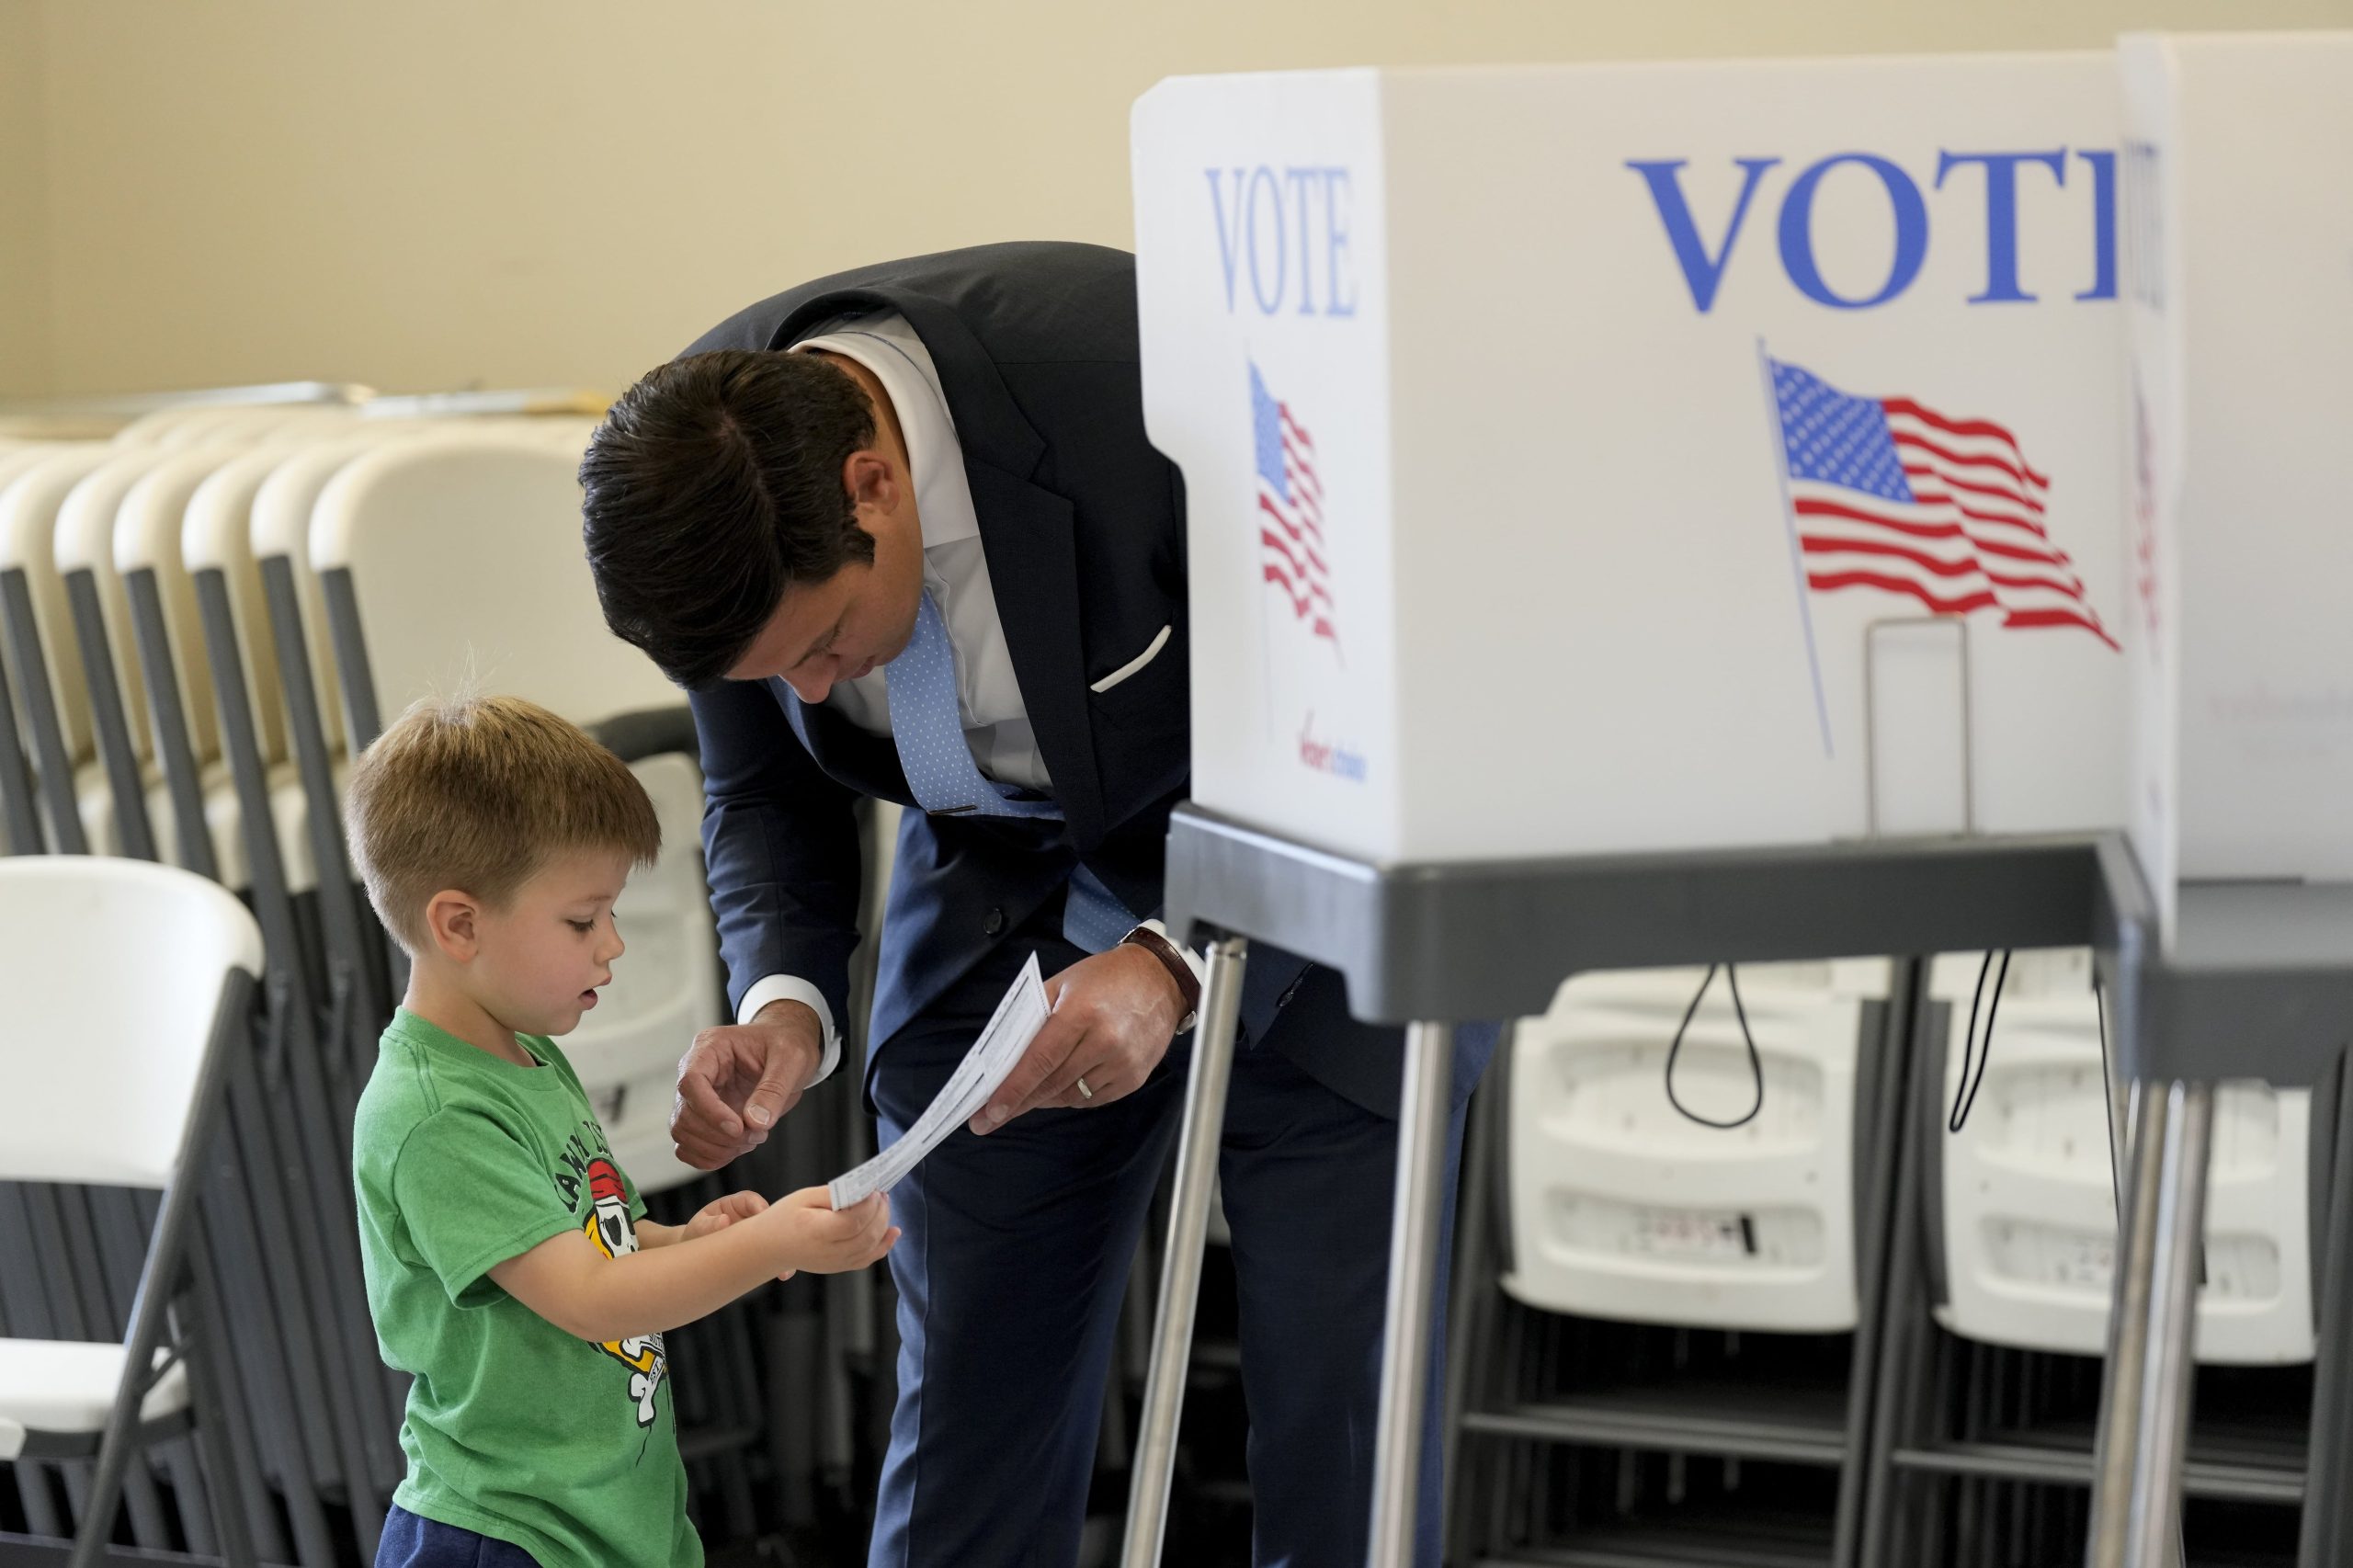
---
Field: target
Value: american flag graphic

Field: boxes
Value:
[1253,363,1336,648]
[1768,358,2117,651]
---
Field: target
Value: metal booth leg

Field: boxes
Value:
[1120,936,1249,1568]
[2086,1079,2215,1568]
[1368,1021,1456,1568]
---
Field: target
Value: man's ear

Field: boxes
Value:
[842,450,901,517]
[424,888,483,963]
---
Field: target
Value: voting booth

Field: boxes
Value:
[1135,54,2129,866]
[1124,52,2171,1568]
[2118,32,2353,949]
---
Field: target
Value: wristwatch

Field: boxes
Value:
[1120,925,1202,1033]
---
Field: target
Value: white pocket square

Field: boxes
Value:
[1090,624,1173,693]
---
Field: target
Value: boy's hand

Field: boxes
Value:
[766,1187,899,1276]
[683,1191,769,1242]
[673,1002,825,1169]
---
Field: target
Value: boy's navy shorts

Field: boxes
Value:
[376,1506,543,1568]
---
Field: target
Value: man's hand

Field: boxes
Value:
[672,1001,824,1170]
[969,943,1186,1135]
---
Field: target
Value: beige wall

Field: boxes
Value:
[0,0,52,397]
[14,0,2353,398]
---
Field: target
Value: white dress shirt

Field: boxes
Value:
[737,312,1204,1087]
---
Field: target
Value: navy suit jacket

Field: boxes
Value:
[680,242,1473,1117]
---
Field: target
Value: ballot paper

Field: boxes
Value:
[826,952,1051,1210]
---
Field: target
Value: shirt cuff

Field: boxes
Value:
[736,975,842,1087]
[1131,918,1209,1032]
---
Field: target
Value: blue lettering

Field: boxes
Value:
[1247,165,1287,314]
[2076,149,2119,301]
[1937,149,2066,303]
[1778,153,1928,310]
[1285,167,1320,314]
[1628,157,1780,313]
[1323,168,1357,318]
[1207,167,1247,312]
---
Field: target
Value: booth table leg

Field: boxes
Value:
[1120,937,1249,1568]
[1368,1021,1456,1568]
[2086,1079,2213,1568]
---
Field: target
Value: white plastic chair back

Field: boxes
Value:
[1930,949,2315,1364]
[310,434,665,744]
[1505,959,1890,1333]
[0,447,115,765]
[111,407,229,447]
[0,857,263,1189]
[311,434,709,1191]
[249,428,436,767]
[185,449,299,769]
[152,407,346,452]
[53,447,204,770]
[116,448,255,769]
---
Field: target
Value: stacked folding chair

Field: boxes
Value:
[1858,949,2336,1568]
[0,387,891,1564]
[1446,959,1916,1568]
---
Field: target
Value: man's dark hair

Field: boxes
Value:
[581,348,878,687]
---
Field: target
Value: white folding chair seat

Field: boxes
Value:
[1504,959,1892,1333]
[0,1342,189,1445]
[1929,949,2316,1364]
[313,434,716,1193]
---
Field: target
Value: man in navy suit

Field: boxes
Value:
[581,242,1492,1568]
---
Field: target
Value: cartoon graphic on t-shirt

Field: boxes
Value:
[580,1158,668,1427]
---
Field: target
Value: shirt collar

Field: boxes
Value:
[791,312,979,551]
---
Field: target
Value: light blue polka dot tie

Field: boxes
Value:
[887,589,1136,953]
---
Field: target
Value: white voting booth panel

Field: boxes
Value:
[1504,960,1889,1333]
[2120,35,2353,948]
[1135,58,2129,863]
[1929,949,2314,1364]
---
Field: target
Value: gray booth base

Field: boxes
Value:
[1163,808,2109,1025]
[1135,804,2353,1568]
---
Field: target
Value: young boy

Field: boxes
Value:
[347,693,897,1568]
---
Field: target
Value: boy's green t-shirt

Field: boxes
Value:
[353,1008,700,1568]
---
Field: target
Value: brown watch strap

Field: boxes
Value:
[1120,926,1201,1026]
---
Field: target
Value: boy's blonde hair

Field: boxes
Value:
[346,692,662,951]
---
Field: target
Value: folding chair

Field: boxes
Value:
[0,445,83,855]
[0,446,117,854]
[1928,948,2318,1365]
[309,431,715,1196]
[1503,960,1893,1333]
[53,445,214,861]
[251,428,424,1077]
[183,442,405,1562]
[0,855,266,1568]
[115,447,267,884]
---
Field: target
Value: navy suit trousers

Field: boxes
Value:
[864,908,1490,1568]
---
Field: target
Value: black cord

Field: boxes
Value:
[1949,949,2012,1133]
[1665,963,1765,1131]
